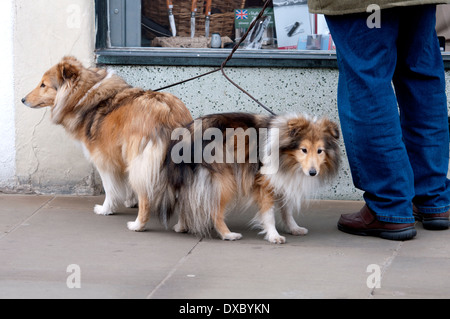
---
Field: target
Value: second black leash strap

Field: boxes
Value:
[154,0,275,116]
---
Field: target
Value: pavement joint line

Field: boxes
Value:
[146,238,203,299]
[0,195,56,241]
[368,241,403,298]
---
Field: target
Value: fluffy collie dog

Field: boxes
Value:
[22,56,193,231]
[166,112,341,244]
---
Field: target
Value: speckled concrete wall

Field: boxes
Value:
[113,65,362,201]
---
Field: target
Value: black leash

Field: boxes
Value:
[154,0,275,116]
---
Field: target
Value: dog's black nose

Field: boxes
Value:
[21,98,26,104]
[309,169,317,176]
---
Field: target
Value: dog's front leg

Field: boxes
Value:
[94,170,121,215]
[259,207,286,244]
[280,207,308,236]
[94,196,116,216]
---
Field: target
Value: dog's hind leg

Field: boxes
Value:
[215,212,242,241]
[214,187,242,241]
[127,193,150,231]
[126,139,164,231]
[173,212,188,233]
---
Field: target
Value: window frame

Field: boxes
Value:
[94,0,450,69]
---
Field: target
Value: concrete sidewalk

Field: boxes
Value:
[0,194,449,299]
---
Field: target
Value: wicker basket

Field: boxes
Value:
[143,0,245,38]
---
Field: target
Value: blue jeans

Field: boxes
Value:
[326,5,450,223]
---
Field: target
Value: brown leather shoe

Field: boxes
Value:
[413,205,449,230]
[338,205,417,241]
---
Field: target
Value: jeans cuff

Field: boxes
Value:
[414,204,450,214]
[376,215,416,224]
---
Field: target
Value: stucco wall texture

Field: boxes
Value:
[113,65,360,201]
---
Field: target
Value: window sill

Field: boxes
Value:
[96,48,450,69]
[95,48,338,68]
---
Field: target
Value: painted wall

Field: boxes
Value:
[12,0,97,194]
[0,0,15,191]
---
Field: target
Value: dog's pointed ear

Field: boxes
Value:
[320,118,340,140]
[58,56,81,82]
[287,116,309,137]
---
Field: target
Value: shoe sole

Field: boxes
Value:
[337,223,417,241]
[418,218,449,230]
[414,213,450,230]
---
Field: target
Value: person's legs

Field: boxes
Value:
[326,9,415,224]
[393,5,450,226]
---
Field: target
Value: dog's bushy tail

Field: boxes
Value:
[176,166,220,237]
[151,168,177,227]
[165,149,220,237]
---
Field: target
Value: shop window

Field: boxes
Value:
[95,0,338,67]
[95,0,450,68]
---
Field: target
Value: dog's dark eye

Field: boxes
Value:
[40,83,46,88]
[318,149,323,154]
[301,148,307,154]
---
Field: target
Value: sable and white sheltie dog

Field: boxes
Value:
[166,112,341,244]
[22,56,193,230]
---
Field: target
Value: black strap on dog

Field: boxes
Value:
[153,0,275,116]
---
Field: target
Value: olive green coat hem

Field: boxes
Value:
[308,0,450,15]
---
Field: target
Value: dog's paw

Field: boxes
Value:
[127,220,145,232]
[173,222,188,233]
[222,232,243,241]
[290,226,308,236]
[94,204,114,216]
[267,234,286,244]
